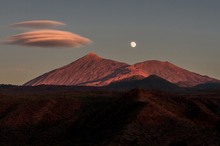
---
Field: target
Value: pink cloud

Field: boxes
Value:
[3,30,92,48]
[10,20,65,29]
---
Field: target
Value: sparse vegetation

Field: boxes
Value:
[0,86,219,146]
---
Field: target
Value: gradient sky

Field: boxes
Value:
[0,0,220,85]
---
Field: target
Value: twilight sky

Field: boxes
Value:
[0,0,220,85]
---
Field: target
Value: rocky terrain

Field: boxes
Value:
[0,85,219,146]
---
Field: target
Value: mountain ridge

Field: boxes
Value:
[24,52,219,87]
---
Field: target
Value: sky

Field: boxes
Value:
[0,0,220,85]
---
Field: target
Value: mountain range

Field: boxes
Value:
[24,52,219,87]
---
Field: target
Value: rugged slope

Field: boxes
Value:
[24,53,219,87]
[0,86,219,146]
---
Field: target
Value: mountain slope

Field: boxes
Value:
[24,53,146,86]
[24,53,219,87]
[134,60,218,87]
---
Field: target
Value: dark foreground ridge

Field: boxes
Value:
[0,86,219,146]
[106,75,183,92]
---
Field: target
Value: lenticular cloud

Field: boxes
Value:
[3,20,92,48]
[10,20,65,29]
[4,30,92,48]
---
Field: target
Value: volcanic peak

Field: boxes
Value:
[23,53,220,87]
[83,52,102,60]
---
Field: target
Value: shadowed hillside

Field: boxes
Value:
[0,86,219,145]
[107,75,183,92]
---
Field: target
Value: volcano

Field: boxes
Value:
[24,53,219,87]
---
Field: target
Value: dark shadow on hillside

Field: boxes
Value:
[67,98,146,146]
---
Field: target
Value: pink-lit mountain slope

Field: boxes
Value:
[24,53,219,87]
[24,53,146,86]
[133,60,218,87]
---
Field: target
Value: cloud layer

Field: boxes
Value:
[10,20,65,29]
[3,30,92,48]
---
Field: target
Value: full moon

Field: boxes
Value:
[130,41,136,48]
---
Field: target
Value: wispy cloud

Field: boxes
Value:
[3,30,92,48]
[10,20,65,29]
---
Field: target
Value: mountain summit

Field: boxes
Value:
[24,53,219,87]
[82,52,102,60]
